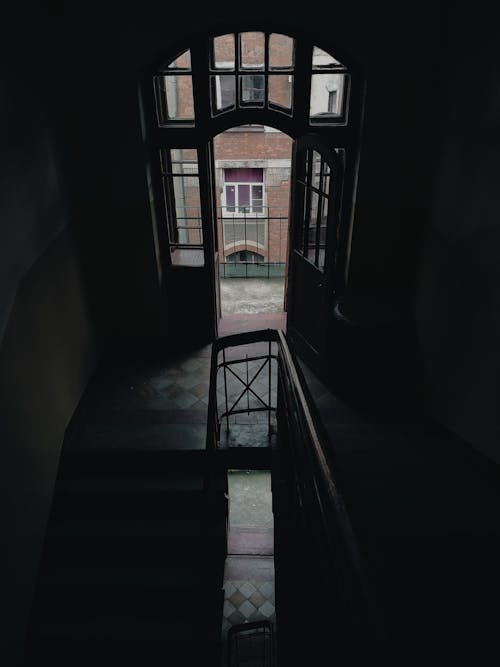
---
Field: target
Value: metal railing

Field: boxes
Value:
[208,332,278,444]
[219,206,288,279]
[206,329,380,661]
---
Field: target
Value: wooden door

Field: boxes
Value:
[286,134,343,372]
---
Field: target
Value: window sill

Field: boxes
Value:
[170,248,205,267]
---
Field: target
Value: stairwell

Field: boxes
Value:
[22,451,226,665]
[23,449,227,666]
[22,342,229,667]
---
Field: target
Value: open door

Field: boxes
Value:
[205,139,220,338]
[286,134,343,373]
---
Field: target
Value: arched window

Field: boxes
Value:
[152,33,350,128]
[226,250,264,263]
[140,26,364,357]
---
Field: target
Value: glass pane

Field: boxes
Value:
[162,75,195,120]
[312,151,322,190]
[167,49,191,69]
[226,184,235,212]
[169,148,198,174]
[269,34,294,69]
[298,182,308,254]
[212,75,236,112]
[320,195,329,238]
[252,185,263,213]
[317,195,329,270]
[213,34,235,69]
[238,184,250,212]
[240,32,265,69]
[312,46,342,68]
[310,73,346,119]
[322,162,331,194]
[172,175,201,221]
[309,190,319,243]
[268,75,292,109]
[240,75,265,105]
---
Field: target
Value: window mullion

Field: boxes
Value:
[190,40,210,129]
[292,41,313,133]
[314,157,325,266]
[302,149,313,258]
[264,32,269,107]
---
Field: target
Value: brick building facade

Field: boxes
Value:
[213,127,292,267]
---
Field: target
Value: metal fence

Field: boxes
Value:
[219,206,288,279]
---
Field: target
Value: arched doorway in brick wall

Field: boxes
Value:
[140,25,364,358]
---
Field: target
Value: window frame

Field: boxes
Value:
[140,24,364,291]
[221,168,265,217]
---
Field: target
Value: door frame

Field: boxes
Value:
[139,25,366,347]
[286,134,345,373]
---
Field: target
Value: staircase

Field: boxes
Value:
[23,449,228,667]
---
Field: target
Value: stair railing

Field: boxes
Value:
[206,329,381,661]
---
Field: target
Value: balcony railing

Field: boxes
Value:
[219,206,288,279]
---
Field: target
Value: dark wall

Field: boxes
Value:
[0,4,104,662]
[415,5,500,462]
[0,229,97,664]
[2,1,498,662]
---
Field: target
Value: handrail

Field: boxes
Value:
[276,329,370,595]
[275,330,380,646]
[206,329,379,648]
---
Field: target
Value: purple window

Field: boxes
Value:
[223,168,264,214]
[224,168,263,183]
[238,184,250,212]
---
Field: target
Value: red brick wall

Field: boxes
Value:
[213,130,292,264]
[213,131,292,160]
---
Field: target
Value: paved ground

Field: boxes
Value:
[228,470,273,529]
[220,278,285,314]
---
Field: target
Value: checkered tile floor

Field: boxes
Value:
[221,553,276,661]
[221,561,276,667]
[222,579,275,630]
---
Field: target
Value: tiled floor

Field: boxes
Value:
[223,570,275,627]
[221,470,276,664]
[221,556,276,665]
[67,311,283,452]
[68,346,213,451]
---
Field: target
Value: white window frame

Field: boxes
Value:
[221,169,265,217]
[214,62,235,111]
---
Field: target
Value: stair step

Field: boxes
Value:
[46,566,201,587]
[50,489,227,523]
[52,518,203,538]
[37,616,218,639]
[26,635,221,667]
[46,533,227,569]
[57,449,212,477]
[25,444,228,667]
[57,475,205,493]
[36,585,223,623]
